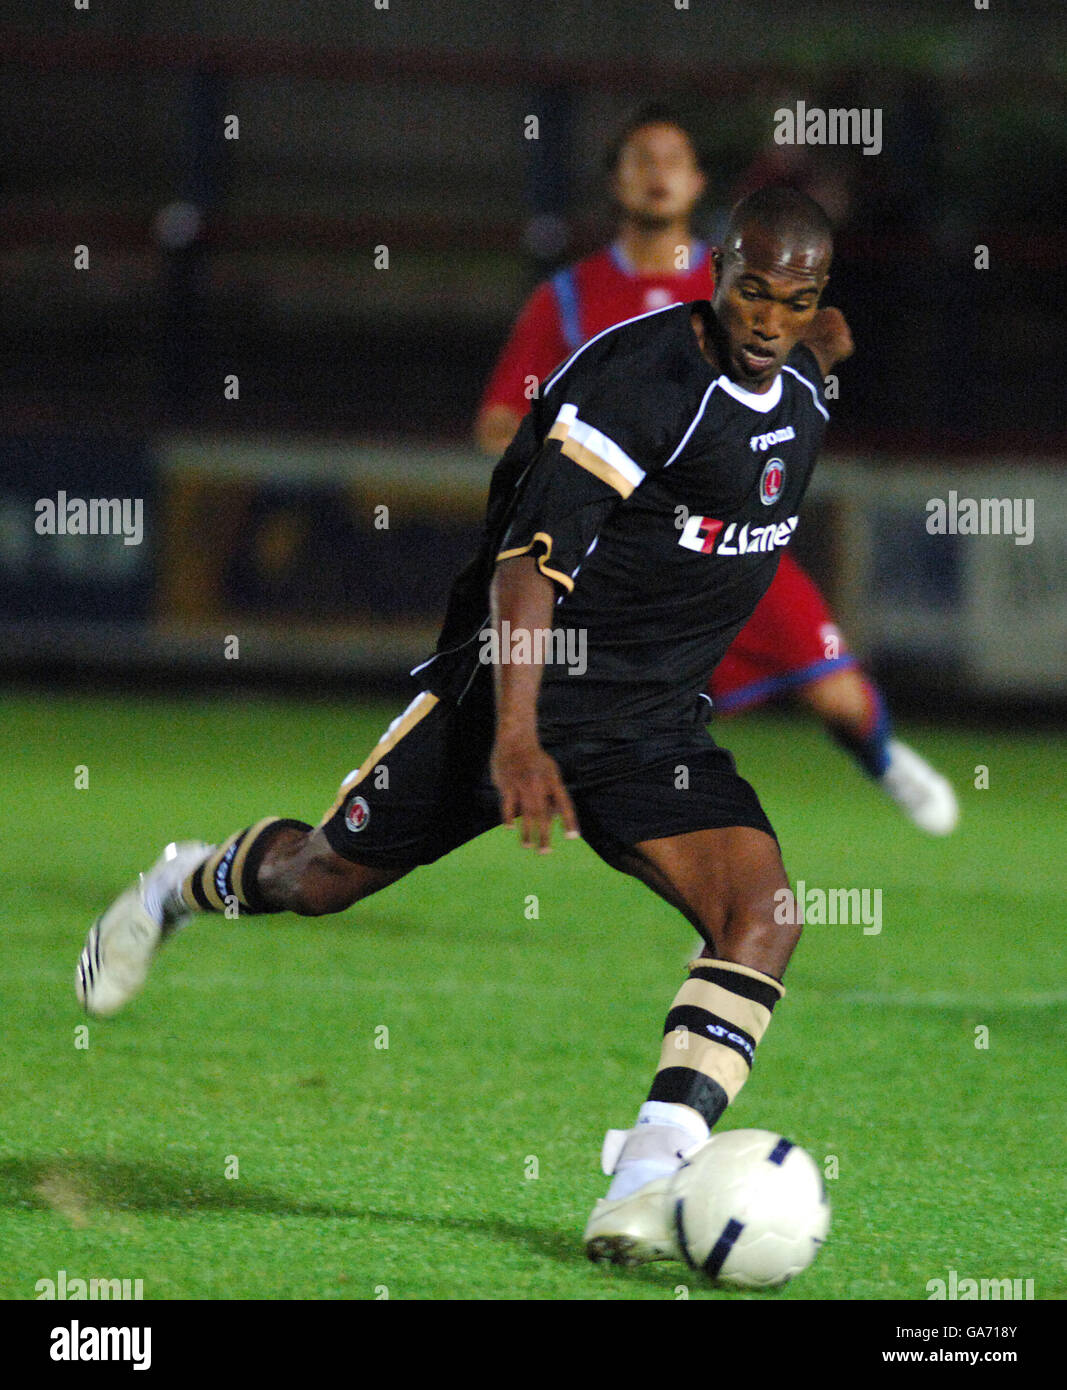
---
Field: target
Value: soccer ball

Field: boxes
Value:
[668,1128,829,1289]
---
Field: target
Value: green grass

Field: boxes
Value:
[2,690,1064,1300]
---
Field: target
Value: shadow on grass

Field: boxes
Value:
[0,1155,695,1292]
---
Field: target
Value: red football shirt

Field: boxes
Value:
[481,241,716,417]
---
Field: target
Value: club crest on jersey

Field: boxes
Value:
[678,513,798,556]
[759,457,785,506]
[345,795,371,833]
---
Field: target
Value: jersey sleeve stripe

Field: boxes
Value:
[546,402,579,443]
[559,435,637,498]
[495,531,576,592]
[564,418,646,492]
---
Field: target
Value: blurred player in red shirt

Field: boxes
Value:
[476,104,957,834]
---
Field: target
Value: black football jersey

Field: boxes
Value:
[413,300,830,741]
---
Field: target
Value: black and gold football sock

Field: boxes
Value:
[646,956,785,1129]
[180,818,312,916]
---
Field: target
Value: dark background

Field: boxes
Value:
[3,0,1064,450]
[1,1,1064,715]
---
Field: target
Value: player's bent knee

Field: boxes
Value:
[719,889,802,978]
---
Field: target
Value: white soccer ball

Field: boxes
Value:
[669,1128,830,1289]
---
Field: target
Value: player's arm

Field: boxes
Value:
[476,404,526,457]
[488,555,580,853]
[475,281,571,457]
[486,368,676,849]
[800,306,854,378]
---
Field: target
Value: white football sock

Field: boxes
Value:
[605,1102,710,1200]
[141,844,213,927]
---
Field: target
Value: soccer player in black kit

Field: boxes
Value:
[77,186,854,1268]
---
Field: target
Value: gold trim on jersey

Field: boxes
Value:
[495,532,575,593]
[559,434,637,498]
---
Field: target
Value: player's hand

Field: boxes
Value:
[802,306,854,375]
[490,736,581,854]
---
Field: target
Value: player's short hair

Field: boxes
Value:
[603,102,705,174]
[723,185,834,262]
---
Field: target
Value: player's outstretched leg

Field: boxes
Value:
[75,821,407,1017]
[802,667,959,835]
[584,826,797,1267]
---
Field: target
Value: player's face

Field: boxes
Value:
[612,123,705,228]
[712,225,829,391]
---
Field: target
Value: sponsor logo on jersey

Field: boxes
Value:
[749,425,795,452]
[759,457,785,506]
[677,513,798,556]
[345,795,371,833]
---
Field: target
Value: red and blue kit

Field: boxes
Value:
[481,242,716,417]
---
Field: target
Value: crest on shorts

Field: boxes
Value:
[759,457,785,506]
[345,795,371,833]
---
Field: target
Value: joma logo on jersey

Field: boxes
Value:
[750,426,795,452]
[678,514,798,556]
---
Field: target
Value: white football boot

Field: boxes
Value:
[75,841,211,1017]
[584,1126,694,1267]
[879,739,959,835]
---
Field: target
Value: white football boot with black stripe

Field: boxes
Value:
[584,1127,691,1266]
[75,841,211,1017]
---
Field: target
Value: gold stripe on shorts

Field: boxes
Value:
[318,692,440,825]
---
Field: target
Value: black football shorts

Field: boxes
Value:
[320,683,777,870]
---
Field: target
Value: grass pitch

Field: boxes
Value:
[2,689,1064,1300]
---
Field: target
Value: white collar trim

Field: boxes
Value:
[714,372,783,413]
